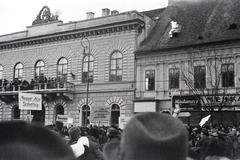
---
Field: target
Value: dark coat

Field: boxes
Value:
[77,146,95,160]
[89,140,104,160]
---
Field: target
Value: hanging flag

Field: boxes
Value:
[199,115,211,127]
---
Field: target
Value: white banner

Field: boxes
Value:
[19,92,42,110]
[90,106,110,123]
[56,115,68,123]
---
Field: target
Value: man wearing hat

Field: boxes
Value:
[103,112,189,160]
[68,126,82,145]
[100,127,120,151]
[68,126,104,160]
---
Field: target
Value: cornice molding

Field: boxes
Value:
[0,21,144,51]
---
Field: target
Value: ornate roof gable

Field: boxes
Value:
[32,6,60,25]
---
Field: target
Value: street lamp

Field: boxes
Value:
[81,36,90,126]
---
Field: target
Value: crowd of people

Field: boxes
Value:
[0,112,240,160]
[0,76,65,91]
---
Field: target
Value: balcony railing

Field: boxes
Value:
[0,81,75,93]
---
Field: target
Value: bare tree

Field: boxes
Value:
[180,50,237,123]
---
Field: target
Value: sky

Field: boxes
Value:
[0,0,168,35]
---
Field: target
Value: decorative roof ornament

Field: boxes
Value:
[169,21,181,37]
[32,6,61,25]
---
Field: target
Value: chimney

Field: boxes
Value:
[86,12,95,19]
[111,10,119,15]
[102,8,110,16]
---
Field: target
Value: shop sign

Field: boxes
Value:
[203,95,240,106]
[19,92,42,110]
[178,112,191,117]
[174,96,200,106]
[173,96,201,111]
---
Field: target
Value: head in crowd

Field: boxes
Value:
[0,121,75,160]
[202,138,233,160]
[68,126,81,142]
[107,127,120,140]
[103,112,188,160]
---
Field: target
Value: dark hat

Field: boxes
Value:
[108,127,120,138]
[68,126,81,141]
[103,112,188,160]
[0,121,75,160]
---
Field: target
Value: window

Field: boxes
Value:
[222,63,234,87]
[145,70,155,90]
[110,52,122,81]
[82,105,90,126]
[82,55,94,83]
[169,68,179,89]
[55,105,64,122]
[110,104,120,126]
[35,60,45,81]
[14,63,23,81]
[57,58,68,82]
[0,65,3,86]
[12,105,20,120]
[194,66,206,88]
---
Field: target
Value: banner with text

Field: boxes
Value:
[19,92,42,110]
[90,106,111,123]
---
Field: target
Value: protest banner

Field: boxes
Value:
[119,116,131,129]
[90,106,110,123]
[56,115,68,123]
[19,92,42,110]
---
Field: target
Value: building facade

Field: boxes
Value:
[0,6,157,127]
[135,0,240,126]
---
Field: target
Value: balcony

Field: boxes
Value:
[0,79,75,103]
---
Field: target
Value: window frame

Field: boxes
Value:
[0,65,3,81]
[82,55,94,83]
[145,70,155,91]
[109,51,123,82]
[57,58,68,82]
[221,63,234,87]
[169,68,179,89]
[194,65,206,88]
[14,63,23,81]
[35,60,45,81]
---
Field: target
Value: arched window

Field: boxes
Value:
[110,104,120,126]
[55,105,64,122]
[82,105,90,126]
[0,65,3,86]
[14,63,23,81]
[57,58,68,83]
[110,52,122,81]
[35,60,45,81]
[12,105,20,120]
[0,65,3,80]
[82,55,94,83]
